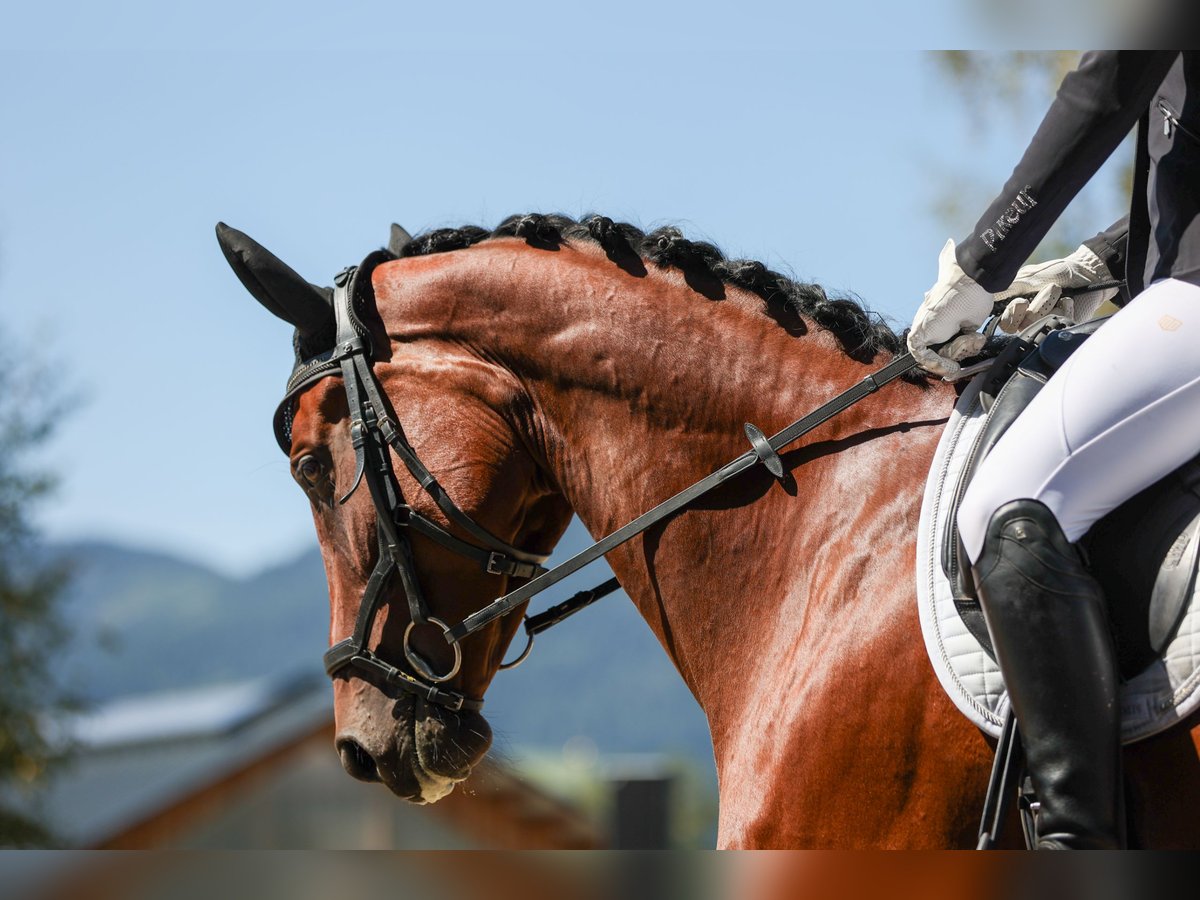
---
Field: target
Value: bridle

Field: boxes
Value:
[276,252,931,713]
[276,257,551,712]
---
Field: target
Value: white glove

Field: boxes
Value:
[907,239,995,378]
[996,244,1119,333]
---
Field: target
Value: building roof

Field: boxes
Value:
[65,672,322,749]
[22,671,602,850]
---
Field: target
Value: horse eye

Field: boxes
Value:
[296,455,324,486]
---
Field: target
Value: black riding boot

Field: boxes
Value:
[971,498,1125,850]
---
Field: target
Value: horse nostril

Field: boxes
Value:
[337,737,380,783]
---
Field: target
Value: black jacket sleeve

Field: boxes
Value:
[1083,215,1134,306]
[956,52,1178,292]
[1083,215,1129,279]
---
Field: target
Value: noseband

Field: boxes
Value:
[276,253,933,713]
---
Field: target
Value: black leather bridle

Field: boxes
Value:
[276,253,928,713]
[275,259,551,712]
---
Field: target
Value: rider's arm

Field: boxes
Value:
[957,52,1176,292]
[1082,215,1130,299]
[1083,216,1128,278]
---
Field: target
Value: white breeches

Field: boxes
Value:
[958,277,1200,564]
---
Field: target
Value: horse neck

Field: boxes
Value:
[381,241,953,720]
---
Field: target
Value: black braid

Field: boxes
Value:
[394,213,904,363]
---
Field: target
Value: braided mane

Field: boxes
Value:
[395,213,901,364]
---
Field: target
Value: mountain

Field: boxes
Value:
[51,523,715,765]
[55,540,329,701]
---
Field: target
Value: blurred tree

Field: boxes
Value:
[930,51,1133,264]
[937,52,1083,112]
[0,341,73,847]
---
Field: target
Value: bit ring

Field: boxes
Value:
[498,625,534,671]
[403,617,462,683]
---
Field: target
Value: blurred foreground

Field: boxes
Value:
[4,849,1171,900]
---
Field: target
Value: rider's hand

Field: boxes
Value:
[996,243,1119,333]
[908,239,994,378]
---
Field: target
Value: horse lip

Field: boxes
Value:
[373,713,473,802]
[337,694,481,802]
[389,782,426,803]
[412,701,489,782]
[413,728,473,790]
[375,751,436,802]
[387,747,462,804]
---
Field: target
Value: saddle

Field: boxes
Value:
[940,316,1200,680]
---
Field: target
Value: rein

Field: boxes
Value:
[474,287,1128,648]
[448,347,924,643]
[282,256,934,712]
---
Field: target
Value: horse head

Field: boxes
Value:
[217,223,572,802]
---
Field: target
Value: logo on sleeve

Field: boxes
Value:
[979,187,1037,252]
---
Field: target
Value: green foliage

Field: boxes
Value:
[0,807,55,847]
[0,340,73,847]
[929,51,1130,262]
[936,52,1083,116]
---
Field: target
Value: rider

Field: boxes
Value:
[908,51,1200,849]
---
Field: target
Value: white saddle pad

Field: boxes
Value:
[916,374,1200,743]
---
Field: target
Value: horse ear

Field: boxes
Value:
[215,222,333,337]
[389,223,413,256]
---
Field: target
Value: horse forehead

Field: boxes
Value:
[291,380,349,443]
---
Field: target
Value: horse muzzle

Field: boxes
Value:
[334,691,492,803]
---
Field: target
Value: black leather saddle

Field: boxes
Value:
[941,317,1200,679]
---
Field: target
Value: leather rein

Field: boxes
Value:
[278,256,928,713]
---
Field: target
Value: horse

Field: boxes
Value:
[219,213,1200,848]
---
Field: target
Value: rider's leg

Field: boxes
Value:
[956,277,1200,849]
[959,278,1200,560]
[971,498,1123,848]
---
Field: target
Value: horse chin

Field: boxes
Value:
[375,742,463,804]
[409,702,491,794]
[406,763,459,805]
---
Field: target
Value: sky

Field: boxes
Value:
[0,4,1127,575]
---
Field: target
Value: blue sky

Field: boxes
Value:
[0,5,1125,574]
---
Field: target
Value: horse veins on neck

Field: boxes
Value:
[368,229,977,845]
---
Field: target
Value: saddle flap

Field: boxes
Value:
[1088,457,1200,674]
[1150,511,1200,650]
[939,317,1109,660]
